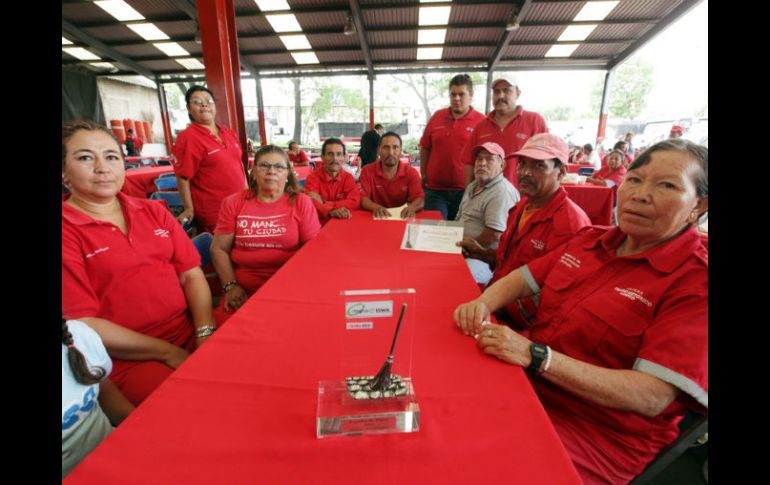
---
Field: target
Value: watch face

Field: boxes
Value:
[531,344,546,357]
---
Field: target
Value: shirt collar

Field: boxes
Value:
[62,192,143,226]
[448,106,478,121]
[487,106,524,123]
[319,166,343,183]
[469,173,505,194]
[374,160,407,178]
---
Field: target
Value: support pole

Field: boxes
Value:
[156,80,174,155]
[255,74,267,146]
[597,69,614,143]
[485,71,493,114]
[369,74,374,129]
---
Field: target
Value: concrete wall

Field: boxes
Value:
[97,77,163,144]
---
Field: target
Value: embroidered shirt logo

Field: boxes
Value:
[530,239,545,251]
[85,247,110,258]
[154,229,170,238]
[207,148,221,155]
[466,127,474,132]
[559,253,581,269]
[614,287,653,307]
[479,133,492,139]
[516,133,529,140]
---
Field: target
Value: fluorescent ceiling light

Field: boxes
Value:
[291,52,320,64]
[417,47,443,60]
[94,0,144,21]
[62,47,101,61]
[558,25,598,42]
[545,44,578,57]
[419,6,451,26]
[419,0,446,3]
[255,0,290,11]
[88,62,118,71]
[62,36,73,45]
[176,58,205,70]
[128,23,170,41]
[280,34,311,50]
[266,14,302,33]
[574,1,619,22]
[418,29,446,45]
[153,42,190,57]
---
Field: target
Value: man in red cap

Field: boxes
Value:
[461,76,548,188]
[459,133,591,327]
[669,125,684,139]
[455,142,519,284]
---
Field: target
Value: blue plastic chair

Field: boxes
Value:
[125,162,140,170]
[149,191,192,234]
[577,167,595,176]
[154,176,178,191]
[191,232,213,268]
[157,172,176,179]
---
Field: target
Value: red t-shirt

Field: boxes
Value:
[592,165,627,187]
[62,192,200,347]
[462,108,549,187]
[522,225,708,483]
[173,123,246,231]
[214,191,321,293]
[420,107,485,190]
[490,187,591,326]
[359,161,425,208]
[288,150,310,165]
[303,166,361,219]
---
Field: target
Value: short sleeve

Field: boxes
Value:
[151,201,200,273]
[68,320,113,378]
[300,151,310,163]
[462,123,482,166]
[484,185,519,232]
[520,242,571,295]
[62,228,101,320]
[172,128,199,180]
[359,166,374,199]
[295,194,322,244]
[534,112,549,134]
[406,166,425,202]
[419,115,435,150]
[214,192,242,235]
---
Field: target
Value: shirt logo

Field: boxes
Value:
[466,127,474,133]
[479,133,492,139]
[530,239,545,251]
[614,287,653,307]
[516,133,529,140]
[559,253,581,269]
[207,148,221,155]
[154,229,170,238]
[85,247,110,258]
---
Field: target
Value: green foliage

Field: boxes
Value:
[402,136,419,156]
[540,104,575,121]
[590,57,654,119]
[298,78,368,143]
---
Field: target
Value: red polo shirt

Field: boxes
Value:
[359,161,425,208]
[62,192,200,347]
[462,108,548,187]
[420,107,485,190]
[304,166,361,219]
[288,150,310,165]
[490,187,591,326]
[173,123,246,231]
[522,225,708,482]
[592,165,627,187]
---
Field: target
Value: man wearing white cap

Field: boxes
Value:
[455,142,519,284]
[462,76,548,188]
[460,133,591,327]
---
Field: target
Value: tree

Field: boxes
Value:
[292,78,302,144]
[391,72,487,123]
[540,104,574,121]
[590,57,654,119]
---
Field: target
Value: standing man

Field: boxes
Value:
[359,132,424,219]
[669,125,684,139]
[125,128,143,156]
[358,123,384,168]
[420,74,485,221]
[304,137,361,222]
[462,76,548,188]
[287,141,310,166]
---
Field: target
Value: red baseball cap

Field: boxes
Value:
[471,142,506,162]
[671,125,684,132]
[512,133,569,165]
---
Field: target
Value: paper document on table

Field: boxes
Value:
[400,220,464,254]
[373,204,409,220]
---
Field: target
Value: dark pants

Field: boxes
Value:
[425,188,464,221]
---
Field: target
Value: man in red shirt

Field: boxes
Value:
[462,76,548,188]
[125,128,143,156]
[287,141,310,165]
[304,137,361,221]
[359,132,424,219]
[458,133,591,328]
[420,74,485,220]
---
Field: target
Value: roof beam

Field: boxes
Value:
[348,0,374,79]
[488,0,531,72]
[62,18,156,79]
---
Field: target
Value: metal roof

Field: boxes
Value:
[61,0,704,82]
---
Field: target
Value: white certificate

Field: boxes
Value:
[400,221,464,254]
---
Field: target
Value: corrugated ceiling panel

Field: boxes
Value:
[450,4,510,24]
[363,7,418,27]
[446,27,501,44]
[239,36,285,51]
[234,0,255,9]
[371,48,416,62]
[138,59,191,71]
[524,1,583,23]
[306,33,360,49]
[443,46,494,60]
[610,0,681,20]
[127,0,183,17]
[245,52,296,65]
[289,0,348,8]
[62,3,114,23]
[367,30,416,47]
[573,43,628,58]
[153,20,197,38]
[295,11,347,30]
[361,0,415,6]
[507,25,565,42]
[82,26,143,43]
[112,44,161,58]
[236,15,274,33]
[502,44,550,59]
[592,23,655,40]
[177,41,203,56]
[315,50,365,63]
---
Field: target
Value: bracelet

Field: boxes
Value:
[222,280,238,292]
[195,325,217,338]
[541,346,553,374]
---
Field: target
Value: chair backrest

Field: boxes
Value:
[157,172,176,179]
[154,176,178,191]
[138,158,156,167]
[149,191,183,208]
[577,167,595,176]
[125,162,140,170]
[191,232,214,267]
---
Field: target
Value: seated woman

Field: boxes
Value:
[62,318,134,477]
[586,149,627,188]
[454,139,708,484]
[62,120,217,406]
[211,145,321,322]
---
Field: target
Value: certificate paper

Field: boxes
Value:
[400,221,464,254]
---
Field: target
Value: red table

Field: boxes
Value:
[65,211,580,485]
[563,183,614,225]
[121,166,175,198]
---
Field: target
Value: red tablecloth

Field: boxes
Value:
[121,166,175,198]
[563,183,614,225]
[65,211,580,485]
[293,165,313,181]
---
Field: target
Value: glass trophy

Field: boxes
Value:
[316,288,419,438]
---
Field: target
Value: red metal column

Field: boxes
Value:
[197,0,248,170]
[156,81,174,155]
[596,70,614,141]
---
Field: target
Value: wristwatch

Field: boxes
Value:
[527,342,548,374]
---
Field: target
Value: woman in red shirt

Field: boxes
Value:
[586,150,627,188]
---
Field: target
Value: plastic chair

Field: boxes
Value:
[149,191,193,235]
[577,167,595,176]
[125,162,140,170]
[191,232,213,268]
[137,158,157,167]
[157,172,176,179]
[154,176,178,191]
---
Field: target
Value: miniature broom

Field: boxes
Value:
[368,303,408,391]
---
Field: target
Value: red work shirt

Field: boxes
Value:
[592,165,627,188]
[303,166,361,219]
[420,107,485,190]
[359,161,425,208]
[462,108,548,187]
[490,187,591,326]
[288,150,310,165]
[173,123,246,231]
[214,191,321,293]
[62,192,200,347]
[522,225,708,483]
[600,152,632,169]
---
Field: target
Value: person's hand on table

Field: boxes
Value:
[329,207,352,219]
[456,236,484,258]
[476,323,532,367]
[373,206,391,219]
[163,344,190,369]
[400,205,417,220]
[454,299,491,336]
[177,208,194,226]
[224,284,248,312]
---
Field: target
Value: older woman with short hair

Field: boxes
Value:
[211,145,321,319]
[455,139,708,484]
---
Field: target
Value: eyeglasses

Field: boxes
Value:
[256,162,289,172]
[189,98,214,106]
